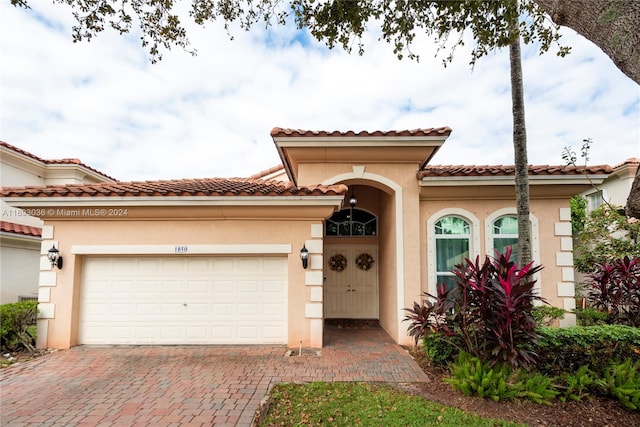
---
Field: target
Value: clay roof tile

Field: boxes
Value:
[417,164,613,179]
[0,221,42,237]
[270,127,452,138]
[0,141,116,181]
[0,177,347,199]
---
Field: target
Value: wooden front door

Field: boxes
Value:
[324,244,378,319]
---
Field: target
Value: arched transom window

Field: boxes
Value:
[435,216,470,291]
[325,208,377,237]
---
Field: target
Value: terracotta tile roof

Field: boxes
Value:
[417,164,613,179]
[0,221,42,237]
[0,141,116,181]
[248,165,286,180]
[0,178,347,198]
[613,157,640,168]
[270,127,452,138]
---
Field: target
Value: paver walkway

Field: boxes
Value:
[1,326,428,426]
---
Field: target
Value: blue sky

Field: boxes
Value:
[1,2,638,181]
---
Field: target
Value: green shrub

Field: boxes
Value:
[445,352,558,405]
[573,204,640,274]
[532,305,565,326]
[536,325,640,376]
[445,352,520,402]
[603,359,640,410]
[555,365,599,402]
[0,301,38,352]
[423,331,460,366]
[574,307,607,326]
[518,373,559,405]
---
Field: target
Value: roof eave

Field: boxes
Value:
[1,195,346,208]
[419,174,609,187]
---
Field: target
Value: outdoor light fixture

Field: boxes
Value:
[300,245,309,269]
[349,192,357,208]
[48,244,63,270]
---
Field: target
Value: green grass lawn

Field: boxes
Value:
[258,382,523,427]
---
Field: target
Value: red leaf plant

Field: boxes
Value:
[586,256,640,326]
[404,247,545,369]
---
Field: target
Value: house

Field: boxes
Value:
[0,142,115,304]
[0,128,613,349]
[580,157,639,212]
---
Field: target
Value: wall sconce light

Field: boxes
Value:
[48,244,63,270]
[349,192,357,208]
[300,245,309,269]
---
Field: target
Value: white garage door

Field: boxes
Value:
[79,256,288,345]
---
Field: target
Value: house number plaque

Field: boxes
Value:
[174,246,188,253]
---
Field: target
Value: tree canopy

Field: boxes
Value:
[12,0,640,218]
[12,0,639,86]
[13,0,571,65]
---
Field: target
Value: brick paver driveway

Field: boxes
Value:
[1,326,428,426]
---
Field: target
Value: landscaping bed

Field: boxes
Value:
[403,347,640,427]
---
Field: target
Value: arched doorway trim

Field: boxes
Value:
[322,168,405,342]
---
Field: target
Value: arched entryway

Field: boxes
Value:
[321,178,401,341]
[324,204,379,319]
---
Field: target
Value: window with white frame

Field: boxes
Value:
[585,190,604,212]
[434,216,470,292]
[491,215,518,261]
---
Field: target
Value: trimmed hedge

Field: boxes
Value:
[423,332,460,366]
[0,301,38,352]
[536,325,640,376]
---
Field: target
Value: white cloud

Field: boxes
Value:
[1,1,638,182]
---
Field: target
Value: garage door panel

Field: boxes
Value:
[138,258,161,271]
[83,305,108,321]
[162,303,185,316]
[238,281,259,294]
[109,279,135,294]
[212,303,234,316]
[162,258,185,272]
[213,280,234,294]
[238,257,260,270]
[187,280,209,294]
[80,256,288,345]
[111,303,135,316]
[238,326,258,340]
[186,258,209,271]
[160,326,182,341]
[187,303,209,317]
[137,303,160,316]
[212,326,233,340]
[157,280,180,294]
[212,258,235,272]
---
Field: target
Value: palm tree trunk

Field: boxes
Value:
[509,30,533,266]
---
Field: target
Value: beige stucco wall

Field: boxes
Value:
[377,190,398,340]
[36,209,330,349]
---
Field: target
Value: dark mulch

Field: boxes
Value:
[398,348,640,427]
